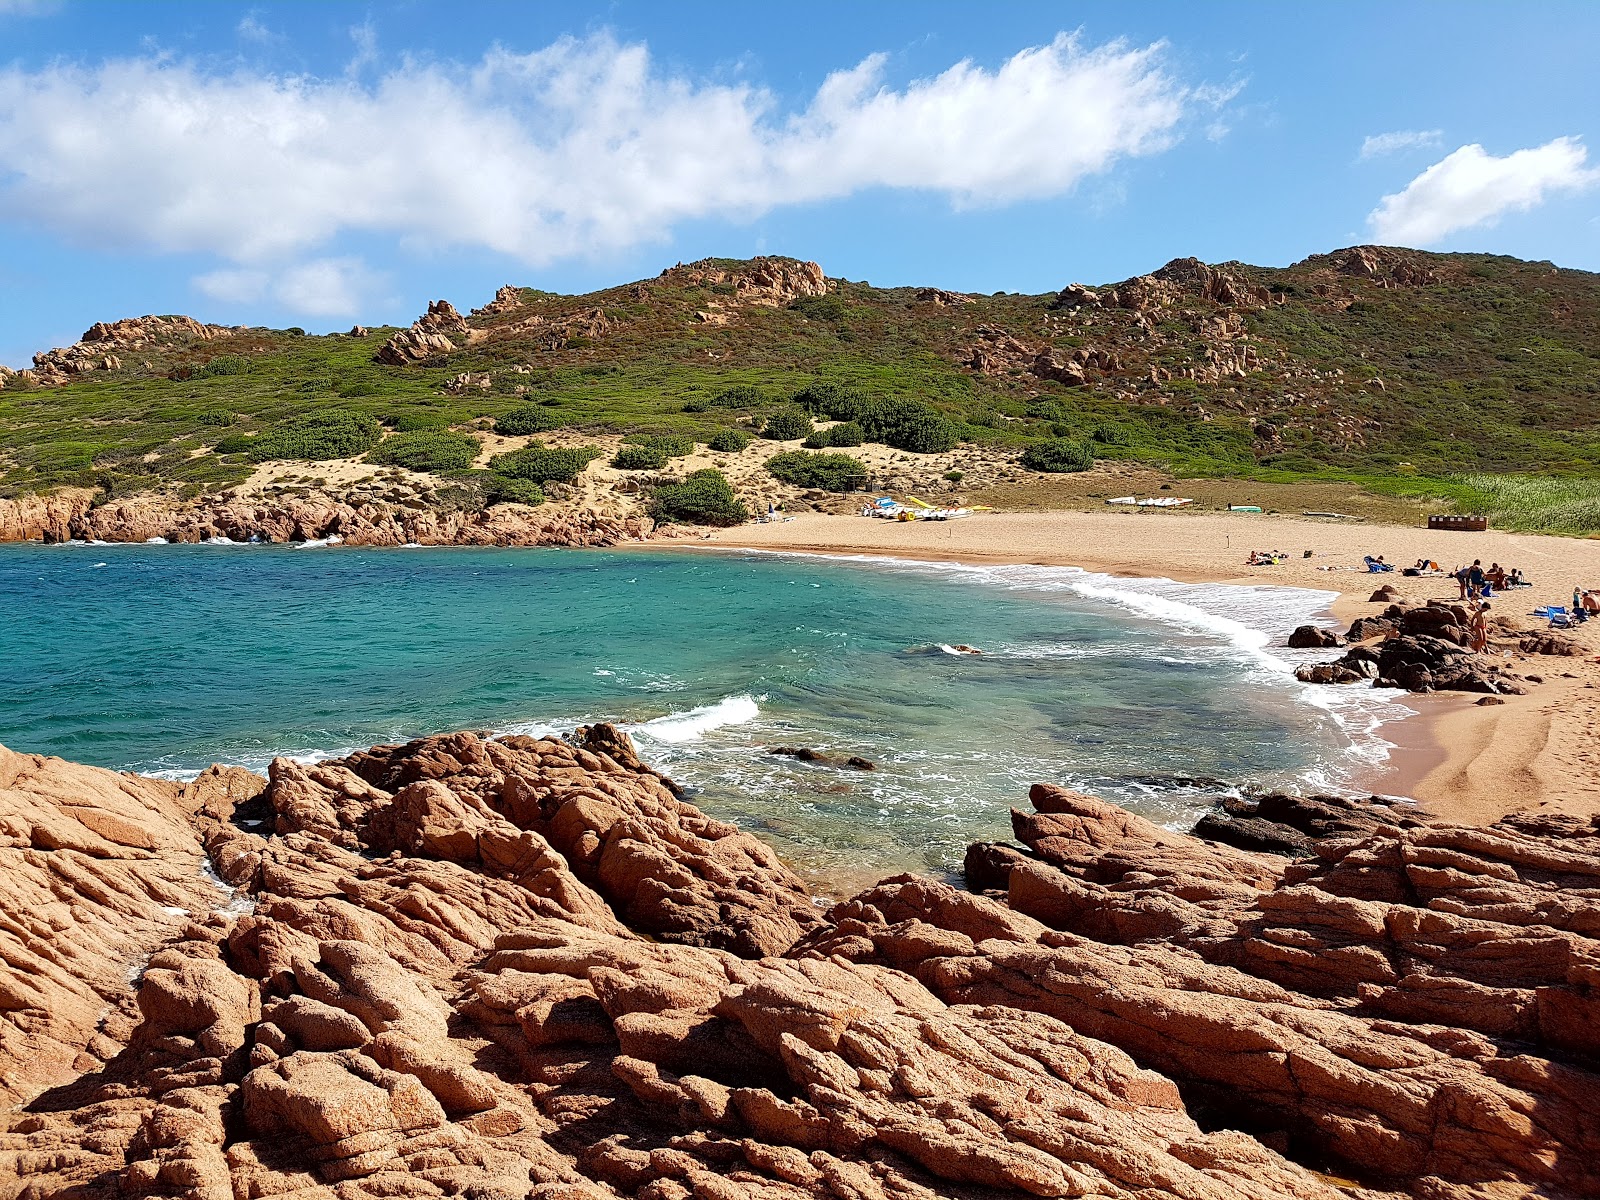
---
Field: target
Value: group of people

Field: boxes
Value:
[1453,559,1526,600]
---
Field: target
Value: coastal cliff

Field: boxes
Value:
[1,729,1597,1198]
[0,490,652,547]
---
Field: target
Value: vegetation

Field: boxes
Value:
[761,407,814,441]
[612,444,667,470]
[488,443,602,484]
[708,427,752,452]
[247,410,381,462]
[803,420,864,449]
[648,469,748,526]
[485,476,546,507]
[623,432,694,457]
[495,404,564,435]
[1021,439,1095,473]
[366,430,480,473]
[6,248,1600,531]
[766,450,870,491]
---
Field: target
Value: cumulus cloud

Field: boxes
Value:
[0,31,1210,313]
[1359,129,1442,159]
[1368,136,1600,245]
[194,257,382,316]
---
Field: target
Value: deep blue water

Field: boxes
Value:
[0,542,1406,886]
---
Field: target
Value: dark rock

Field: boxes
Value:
[1287,624,1342,649]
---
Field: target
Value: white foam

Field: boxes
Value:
[630,694,762,744]
[145,537,168,545]
[298,535,343,548]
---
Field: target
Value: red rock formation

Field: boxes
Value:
[27,315,237,386]
[0,734,1381,1200]
[6,732,1600,1197]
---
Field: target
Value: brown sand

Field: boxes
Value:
[668,509,1600,825]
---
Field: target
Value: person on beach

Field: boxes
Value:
[1487,563,1507,590]
[1584,591,1600,615]
[1468,560,1485,593]
[1469,602,1490,653]
[1454,565,1471,599]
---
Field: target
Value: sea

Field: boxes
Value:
[0,542,1412,890]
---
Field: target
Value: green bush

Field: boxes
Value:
[388,410,464,432]
[196,408,236,426]
[762,407,814,441]
[214,432,255,455]
[804,420,864,449]
[792,384,958,453]
[708,427,752,453]
[766,450,869,491]
[489,443,602,483]
[367,430,481,472]
[1021,439,1095,473]
[495,405,564,435]
[649,469,748,526]
[248,410,380,462]
[197,355,248,378]
[486,476,546,507]
[711,384,764,408]
[623,433,694,458]
[613,444,667,470]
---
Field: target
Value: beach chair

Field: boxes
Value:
[1543,606,1574,629]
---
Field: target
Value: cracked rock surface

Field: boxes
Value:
[2,733,1597,1198]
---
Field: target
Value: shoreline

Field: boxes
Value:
[664,510,1600,824]
[10,506,1599,826]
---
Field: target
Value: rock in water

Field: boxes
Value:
[3,731,1599,1198]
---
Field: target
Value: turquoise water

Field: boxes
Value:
[0,543,1407,888]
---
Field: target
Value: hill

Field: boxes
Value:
[2,246,1598,528]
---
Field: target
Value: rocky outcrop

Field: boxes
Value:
[0,734,1397,1200]
[1112,257,1273,312]
[375,326,457,366]
[819,786,1600,1196]
[27,315,236,386]
[472,285,528,318]
[662,256,828,308]
[913,287,971,306]
[1287,624,1341,648]
[3,491,650,547]
[0,488,96,542]
[1326,245,1440,288]
[963,325,1120,383]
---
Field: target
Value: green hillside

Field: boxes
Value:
[2,246,1598,527]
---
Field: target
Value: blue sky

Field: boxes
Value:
[1,0,1597,368]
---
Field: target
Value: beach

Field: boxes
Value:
[683,508,1600,825]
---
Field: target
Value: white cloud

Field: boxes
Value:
[1368,136,1600,245]
[1359,129,1442,159]
[194,258,381,316]
[0,31,1210,313]
[236,14,281,45]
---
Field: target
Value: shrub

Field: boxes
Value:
[762,407,814,441]
[214,432,255,455]
[649,469,748,526]
[196,408,236,427]
[486,476,546,507]
[1021,439,1095,473]
[792,384,958,453]
[804,420,864,449]
[495,405,564,435]
[248,410,380,462]
[710,384,764,408]
[388,410,464,432]
[367,430,480,472]
[613,444,667,470]
[766,450,869,492]
[945,470,964,482]
[489,443,602,483]
[197,355,248,378]
[624,433,694,458]
[708,427,752,453]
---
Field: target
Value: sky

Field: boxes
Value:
[1,1,1597,368]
